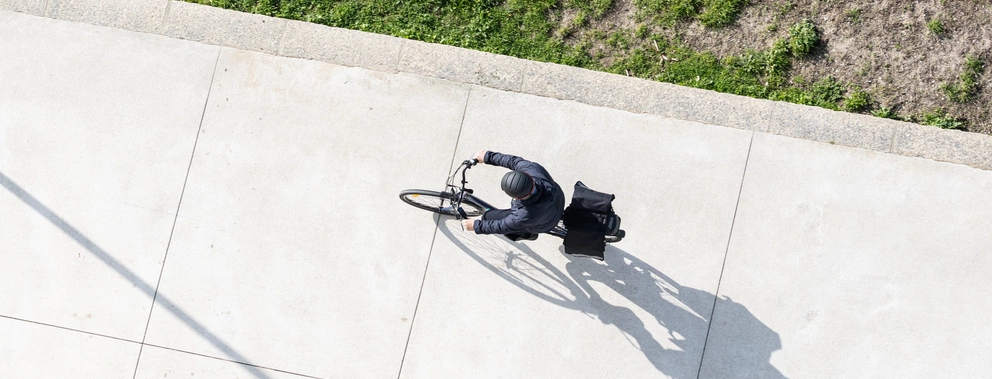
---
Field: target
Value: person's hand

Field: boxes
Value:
[473,150,487,164]
[461,219,475,231]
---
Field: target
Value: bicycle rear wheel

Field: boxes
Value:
[399,190,486,217]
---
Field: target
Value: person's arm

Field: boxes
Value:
[473,213,525,235]
[484,151,525,170]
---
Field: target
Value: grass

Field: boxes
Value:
[844,8,860,24]
[185,0,971,130]
[941,55,984,103]
[636,0,749,27]
[871,107,899,120]
[927,18,946,35]
[919,109,966,130]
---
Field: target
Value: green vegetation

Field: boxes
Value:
[871,107,899,120]
[636,0,749,27]
[844,88,872,112]
[568,0,614,18]
[844,8,860,24]
[919,109,966,130]
[927,18,945,35]
[788,19,818,57]
[941,56,984,103]
[698,0,749,28]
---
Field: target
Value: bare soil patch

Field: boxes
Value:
[567,0,992,134]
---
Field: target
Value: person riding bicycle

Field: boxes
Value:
[461,150,566,241]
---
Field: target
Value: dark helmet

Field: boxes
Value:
[501,170,534,199]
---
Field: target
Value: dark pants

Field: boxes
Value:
[482,209,538,241]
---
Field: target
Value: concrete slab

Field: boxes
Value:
[135,345,310,379]
[162,1,286,54]
[0,11,218,340]
[701,133,992,378]
[48,0,167,34]
[280,19,403,73]
[142,49,469,377]
[400,86,758,378]
[0,0,46,16]
[0,316,140,377]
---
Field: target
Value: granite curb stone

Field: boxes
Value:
[398,39,529,92]
[279,19,403,73]
[4,0,991,170]
[767,102,897,152]
[48,0,167,34]
[162,0,285,54]
[892,124,992,170]
[0,0,45,15]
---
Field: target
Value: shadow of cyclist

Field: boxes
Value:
[436,216,785,379]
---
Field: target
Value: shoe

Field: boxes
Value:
[520,233,538,241]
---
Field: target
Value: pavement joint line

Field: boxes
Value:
[394,40,407,75]
[0,314,143,346]
[275,18,288,56]
[396,85,473,379]
[140,343,324,379]
[396,214,443,379]
[0,165,271,378]
[695,130,755,379]
[0,314,319,377]
[159,0,172,30]
[888,124,899,154]
[131,46,223,379]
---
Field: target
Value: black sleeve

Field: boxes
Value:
[474,212,525,235]
[485,151,541,174]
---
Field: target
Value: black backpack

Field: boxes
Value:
[561,181,617,260]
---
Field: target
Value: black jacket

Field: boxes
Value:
[474,152,566,235]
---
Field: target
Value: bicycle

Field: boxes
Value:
[399,158,625,243]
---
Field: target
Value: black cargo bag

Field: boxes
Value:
[562,181,615,259]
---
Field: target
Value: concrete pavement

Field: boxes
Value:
[2,3,992,378]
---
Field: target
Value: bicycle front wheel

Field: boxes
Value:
[399,190,486,217]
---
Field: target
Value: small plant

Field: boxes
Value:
[788,19,819,57]
[635,24,650,38]
[766,23,778,32]
[871,107,900,120]
[778,0,795,15]
[844,88,872,112]
[941,55,984,103]
[809,76,846,109]
[927,18,945,35]
[574,11,589,27]
[845,8,861,24]
[766,38,792,76]
[920,109,966,130]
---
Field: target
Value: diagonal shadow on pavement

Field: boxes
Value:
[436,216,785,379]
[0,170,276,379]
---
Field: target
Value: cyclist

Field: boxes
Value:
[461,150,566,241]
